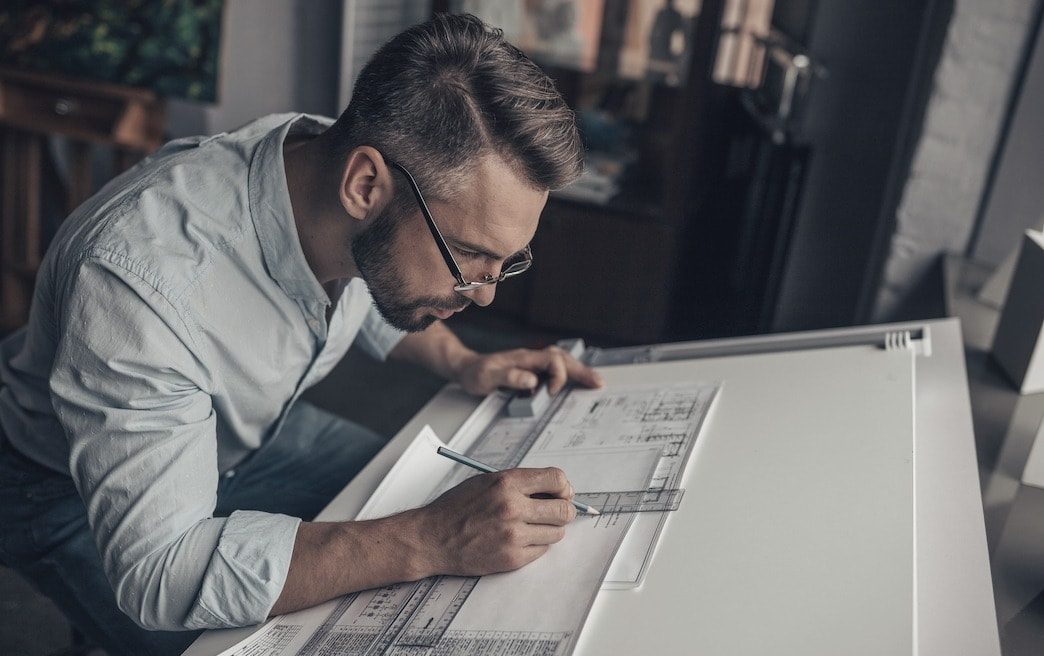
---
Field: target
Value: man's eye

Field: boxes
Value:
[455,246,482,260]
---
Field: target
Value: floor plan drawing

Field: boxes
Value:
[217,380,720,656]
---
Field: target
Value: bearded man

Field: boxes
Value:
[0,13,601,655]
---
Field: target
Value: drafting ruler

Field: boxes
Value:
[576,488,685,514]
[295,377,696,655]
[293,389,580,655]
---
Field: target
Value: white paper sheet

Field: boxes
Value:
[217,380,720,655]
[217,427,663,656]
[530,382,720,587]
[354,425,453,520]
[408,442,664,645]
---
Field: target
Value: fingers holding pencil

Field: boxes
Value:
[413,465,583,576]
[436,447,601,516]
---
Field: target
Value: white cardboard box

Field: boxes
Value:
[992,230,1044,394]
[1021,418,1044,488]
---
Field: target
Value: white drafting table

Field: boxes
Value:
[186,318,997,655]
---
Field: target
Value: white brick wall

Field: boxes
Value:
[872,0,1039,321]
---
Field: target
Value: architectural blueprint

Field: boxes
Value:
[217,380,719,656]
[556,383,719,586]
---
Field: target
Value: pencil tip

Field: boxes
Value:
[587,508,600,516]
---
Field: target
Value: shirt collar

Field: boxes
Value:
[248,113,334,304]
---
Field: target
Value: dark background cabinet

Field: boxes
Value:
[527,200,677,342]
[460,0,953,346]
[455,0,727,344]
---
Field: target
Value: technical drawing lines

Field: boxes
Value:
[640,390,700,423]
[429,630,571,656]
[229,624,298,655]
[293,592,360,655]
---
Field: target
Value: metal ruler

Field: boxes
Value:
[576,488,685,514]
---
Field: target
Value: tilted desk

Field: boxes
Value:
[186,318,997,655]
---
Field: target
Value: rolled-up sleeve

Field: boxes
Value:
[50,256,300,630]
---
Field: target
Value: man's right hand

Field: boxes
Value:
[271,467,579,617]
[408,467,579,577]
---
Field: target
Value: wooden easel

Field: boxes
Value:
[0,68,166,332]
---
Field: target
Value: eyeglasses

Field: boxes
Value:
[385,158,533,292]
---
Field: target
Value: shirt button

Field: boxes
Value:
[308,319,320,331]
[224,469,236,479]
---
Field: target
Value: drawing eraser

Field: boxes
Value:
[508,381,551,417]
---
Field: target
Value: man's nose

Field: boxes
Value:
[461,284,496,307]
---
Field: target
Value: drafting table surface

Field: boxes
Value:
[185,319,998,655]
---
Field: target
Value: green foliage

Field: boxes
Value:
[0,0,224,102]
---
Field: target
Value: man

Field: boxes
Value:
[0,14,602,655]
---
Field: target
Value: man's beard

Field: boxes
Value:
[351,204,470,332]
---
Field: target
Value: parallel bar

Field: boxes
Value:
[587,325,931,366]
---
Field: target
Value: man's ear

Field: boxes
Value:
[339,146,392,222]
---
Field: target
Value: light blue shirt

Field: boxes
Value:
[0,114,404,630]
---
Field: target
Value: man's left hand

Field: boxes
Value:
[453,346,603,396]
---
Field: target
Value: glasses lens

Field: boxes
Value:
[501,260,532,277]
[501,247,532,276]
[452,247,532,291]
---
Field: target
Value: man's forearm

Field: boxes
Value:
[270,467,577,618]
[270,512,434,617]
[387,320,476,381]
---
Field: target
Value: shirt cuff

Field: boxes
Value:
[185,510,302,629]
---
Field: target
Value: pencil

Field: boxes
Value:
[436,446,601,516]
